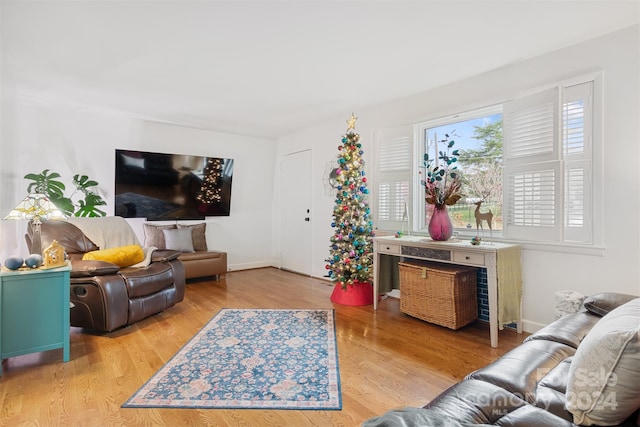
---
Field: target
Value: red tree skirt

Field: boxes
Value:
[330,281,374,306]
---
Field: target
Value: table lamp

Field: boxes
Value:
[3,193,67,254]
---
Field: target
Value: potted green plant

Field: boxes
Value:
[24,169,107,217]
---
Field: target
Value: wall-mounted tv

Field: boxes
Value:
[114,149,234,220]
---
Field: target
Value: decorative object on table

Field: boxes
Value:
[470,236,481,246]
[23,169,106,217]
[123,308,341,410]
[325,113,375,306]
[420,132,463,241]
[3,256,24,271]
[3,193,67,254]
[395,231,403,238]
[400,201,411,236]
[42,240,67,268]
[428,205,454,241]
[24,253,44,268]
[474,200,493,241]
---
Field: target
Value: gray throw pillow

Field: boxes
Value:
[162,228,195,253]
[566,298,640,426]
[177,223,208,252]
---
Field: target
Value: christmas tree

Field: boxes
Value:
[196,158,223,205]
[326,114,375,289]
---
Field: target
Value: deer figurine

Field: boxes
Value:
[474,201,493,233]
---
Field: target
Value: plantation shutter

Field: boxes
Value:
[503,87,558,164]
[562,82,593,243]
[503,81,593,243]
[503,87,560,240]
[503,161,561,241]
[373,126,412,231]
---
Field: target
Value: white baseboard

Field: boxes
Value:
[227,261,273,271]
[521,319,546,334]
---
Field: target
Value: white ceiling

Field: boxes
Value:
[2,1,639,138]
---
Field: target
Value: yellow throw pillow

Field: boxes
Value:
[82,244,145,268]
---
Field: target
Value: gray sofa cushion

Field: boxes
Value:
[583,292,638,317]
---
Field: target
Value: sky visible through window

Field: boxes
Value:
[424,113,503,233]
[425,114,502,156]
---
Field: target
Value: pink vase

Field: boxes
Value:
[428,204,453,241]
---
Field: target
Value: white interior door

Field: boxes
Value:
[280,150,312,275]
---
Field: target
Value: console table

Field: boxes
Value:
[373,236,522,348]
[0,263,71,375]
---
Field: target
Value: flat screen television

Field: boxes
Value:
[114,149,234,220]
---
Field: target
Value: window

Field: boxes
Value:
[415,107,503,234]
[503,81,593,243]
[374,75,598,246]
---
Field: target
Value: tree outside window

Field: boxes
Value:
[422,113,503,233]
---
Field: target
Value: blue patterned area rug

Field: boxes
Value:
[123,309,341,410]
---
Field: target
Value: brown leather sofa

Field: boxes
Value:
[363,292,640,427]
[141,222,227,280]
[27,220,186,332]
[179,251,227,280]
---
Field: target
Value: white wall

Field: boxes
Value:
[275,25,640,331]
[0,103,277,271]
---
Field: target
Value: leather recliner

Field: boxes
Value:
[363,292,640,427]
[26,220,186,332]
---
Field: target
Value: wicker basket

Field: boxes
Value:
[399,261,478,330]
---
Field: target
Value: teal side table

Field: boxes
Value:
[0,263,71,375]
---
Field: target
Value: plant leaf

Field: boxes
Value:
[50,196,75,217]
[445,194,462,205]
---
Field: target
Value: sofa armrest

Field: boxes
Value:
[70,260,120,277]
[151,249,182,262]
[70,274,129,332]
[583,292,638,317]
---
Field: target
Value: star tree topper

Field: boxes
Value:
[346,113,358,131]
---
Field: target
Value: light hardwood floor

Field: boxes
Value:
[0,267,526,426]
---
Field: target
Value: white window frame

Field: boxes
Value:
[372,72,603,251]
[413,104,503,236]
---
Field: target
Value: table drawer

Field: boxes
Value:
[377,242,401,255]
[453,251,485,266]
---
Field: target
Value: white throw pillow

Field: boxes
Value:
[566,298,640,426]
[162,228,195,253]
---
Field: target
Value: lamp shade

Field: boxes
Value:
[3,193,67,221]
